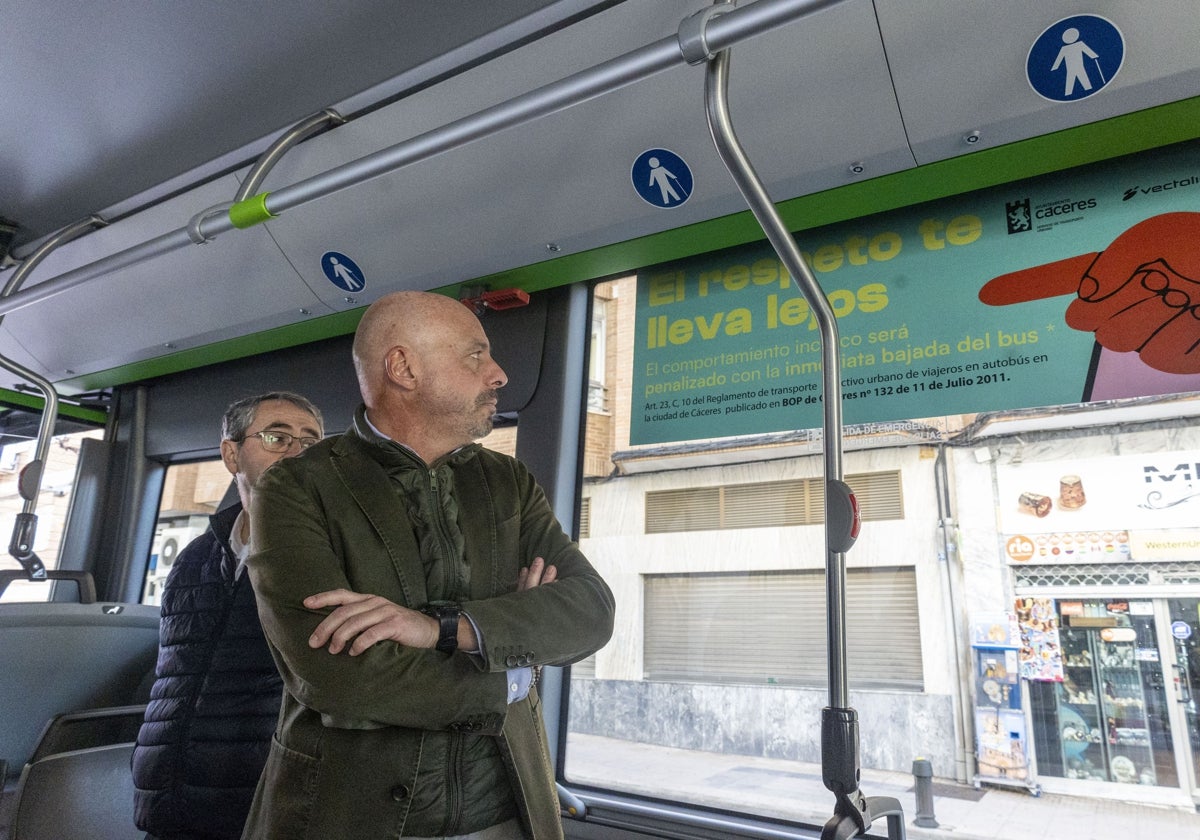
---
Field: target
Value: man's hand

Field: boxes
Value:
[518,556,557,590]
[304,590,440,656]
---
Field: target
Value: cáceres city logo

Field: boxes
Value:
[1006,193,1098,234]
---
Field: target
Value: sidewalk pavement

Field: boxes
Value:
[566,734,1200,840]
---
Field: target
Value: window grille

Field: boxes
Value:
[1013,561,1200,588]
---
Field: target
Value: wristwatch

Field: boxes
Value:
[424,604,461,654]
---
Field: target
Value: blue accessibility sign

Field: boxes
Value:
[631,148,693,209]
[320,251,366,292]
[1027,15,1124,103]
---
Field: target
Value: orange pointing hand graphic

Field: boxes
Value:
[979,212,1200,374]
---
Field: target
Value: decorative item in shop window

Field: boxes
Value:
[1058,474,1087,509]
[1017,491,1053,517]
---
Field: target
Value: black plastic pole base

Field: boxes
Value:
[821,794,907,840]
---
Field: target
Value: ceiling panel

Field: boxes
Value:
[876,0,1200,163]
[0,0,605,249]
[255,0,911,309]
[2,0,1198,394]
[0,326,51,394]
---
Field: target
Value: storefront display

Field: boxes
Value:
[1015,597,1064,682]
[1166,598,1200,789]
[1029,600,1177,787]
[971,614,1035,789]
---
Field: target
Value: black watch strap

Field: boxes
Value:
[429,605,461,654]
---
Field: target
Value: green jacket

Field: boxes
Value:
[242,419,614,839]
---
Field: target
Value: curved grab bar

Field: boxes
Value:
[702,18,849,710]
[234,109,345,203]
[701,34,897,840]
[0,216,106,578]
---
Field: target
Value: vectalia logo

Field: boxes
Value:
[1122,175,1200,201]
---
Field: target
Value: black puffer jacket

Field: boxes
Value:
[132,503,283,840]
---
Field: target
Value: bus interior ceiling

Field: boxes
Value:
[0,0,1198,400]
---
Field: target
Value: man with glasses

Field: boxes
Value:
[133,392,324,840]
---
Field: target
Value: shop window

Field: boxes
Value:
[1029,599,1178,788]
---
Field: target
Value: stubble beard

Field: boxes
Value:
[468,390,500,440]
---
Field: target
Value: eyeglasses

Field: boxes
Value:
[240,430,320,453]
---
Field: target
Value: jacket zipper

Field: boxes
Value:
[427,467,460,600]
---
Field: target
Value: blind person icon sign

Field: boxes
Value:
[1027,15,1124,103]
[631,148,693,209]
[320,251,366,292]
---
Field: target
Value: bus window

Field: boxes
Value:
[481,425,517,459]
[566,276,958,821]
[0,428,105,602]
[565,271,1200,827]
[142,459,232,605]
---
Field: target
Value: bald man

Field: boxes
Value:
[242,291,615,840]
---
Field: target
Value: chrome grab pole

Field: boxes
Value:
[699,14,902,840]
[0,216,105,601]
[0,216,107,527]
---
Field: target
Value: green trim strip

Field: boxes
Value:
[59,95,1200,393]
[228,193,276,229]
[0,387,107,424]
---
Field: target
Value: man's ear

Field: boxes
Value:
[219,439,240,477]
[384,345,417,390]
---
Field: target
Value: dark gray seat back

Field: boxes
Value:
[0,603,159,777]
[11,743,141,840]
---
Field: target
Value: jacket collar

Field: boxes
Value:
[330,408,497,604]
[209,501,243,583]
[350,404,480,470]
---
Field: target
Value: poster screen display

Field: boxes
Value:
[632,141,1200,445]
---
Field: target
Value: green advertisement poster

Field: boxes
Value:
[631,141,1200,445]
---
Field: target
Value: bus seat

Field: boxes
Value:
[0,603,159,779]
[28,705,148,765]
[9,743,140,840]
